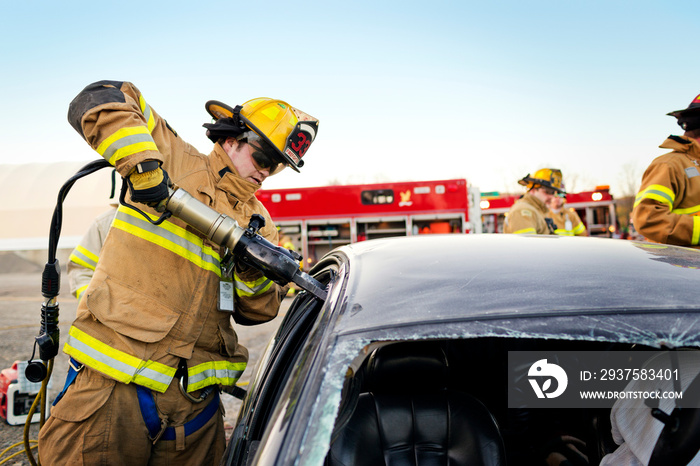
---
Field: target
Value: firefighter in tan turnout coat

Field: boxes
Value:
[38,81,319,465]
[633,93,700,247]
[548,194,587,236]
[504,168,565,235]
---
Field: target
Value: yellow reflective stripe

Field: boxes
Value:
[113,206,221,276]
[96,126,158,165]
[693,217,700,246]
[573,222,586,235]
[139,95,156,133]
[634,184,674,209]
[69,245,99,271]
[64,326,176,393]
[75,284,89,301]
[187,360,246,391]
[234,274,273,297]
[673,204,700,215]
[636,243,668,250]
[553,229,573,236]
[513,228,536,234]
[68,254,95,271]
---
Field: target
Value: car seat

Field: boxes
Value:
[326,341,506,466]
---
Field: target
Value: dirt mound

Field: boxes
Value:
[0,252,43,274]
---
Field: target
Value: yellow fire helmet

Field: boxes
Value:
[518,168,565,193]
[204,98,319,173]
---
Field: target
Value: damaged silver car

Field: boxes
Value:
[222,234,700,466]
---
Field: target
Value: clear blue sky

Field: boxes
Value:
[1,0,697,196]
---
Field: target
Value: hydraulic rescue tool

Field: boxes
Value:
[23,160,327,464]
[27,160,327,385]
[160,186,328,301]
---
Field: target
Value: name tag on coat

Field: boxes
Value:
[685,167,700,178]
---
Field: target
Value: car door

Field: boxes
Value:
[223,264,337,465]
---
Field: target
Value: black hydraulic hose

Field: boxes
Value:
[24,159,113,466]
[46,159,113,265]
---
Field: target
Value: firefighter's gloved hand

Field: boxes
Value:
[234,258,262,281]
[127,161,170,209]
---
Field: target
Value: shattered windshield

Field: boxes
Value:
[301,311,700,465]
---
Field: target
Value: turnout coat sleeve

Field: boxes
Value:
[568,208,587,236]
[67,207,117,300]
[632,136,700,247]
[68,81,172,177]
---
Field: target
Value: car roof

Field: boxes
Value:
[263,235,700,465]
[326,235,700,339]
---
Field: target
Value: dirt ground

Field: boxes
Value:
[0,251,288,464]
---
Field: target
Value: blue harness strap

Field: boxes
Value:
[53,357,83,406]
[136,385,220,442]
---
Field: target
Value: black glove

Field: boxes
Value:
[127,161,170,208]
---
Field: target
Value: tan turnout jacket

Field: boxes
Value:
[549,207,587,236]
[504,193,553,235]
[632,135,700,247]
[63,81,286,394]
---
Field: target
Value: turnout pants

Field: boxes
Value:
[38,366,226,465]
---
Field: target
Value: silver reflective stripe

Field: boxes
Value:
[141,100,152,126]
[139,95,155,133]
[102,133,156,163]
[634,184,675,208]
[135,364,175,388]
[234,275,273,296]
[188,365,245,388]
[65,332,139,378]
[65,329,174,391]
[114,206,221,274]
[70,246,98,270]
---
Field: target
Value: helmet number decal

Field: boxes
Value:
[291,132,310,157]
[285,121,318,165]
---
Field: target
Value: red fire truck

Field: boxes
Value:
[258,179,482,268]
[480,186,617,236]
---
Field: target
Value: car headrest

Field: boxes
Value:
[362,341,448,394]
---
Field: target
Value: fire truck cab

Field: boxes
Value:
[258,179,481,269]
[480,186,617,236]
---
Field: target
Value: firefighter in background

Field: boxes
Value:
[504,168,564,235]
[67,202,118,301]
[547,190,587,236]
[633,92,700,247]
[39,81,319,465]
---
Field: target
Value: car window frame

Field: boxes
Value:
[226,264,338,465]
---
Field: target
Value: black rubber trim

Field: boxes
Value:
[669,135,691,145]
[67,80,125,138]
